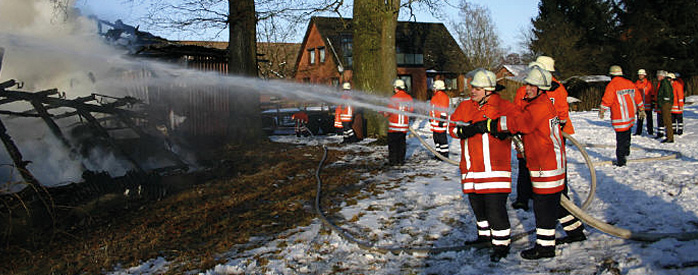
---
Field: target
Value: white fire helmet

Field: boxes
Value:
[535,56,555,72]
[525,65,553,90]
[638,69,647,75]
[657,70,667,77]
[393,79,406,90]
[469,69,497,91]
[668,73,676,79]
[609,65,623,76]
[433,80,445,90]
[342,82,351,90]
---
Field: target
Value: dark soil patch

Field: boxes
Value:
[0,140,378,274]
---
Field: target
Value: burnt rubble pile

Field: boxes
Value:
[0,78,192,245]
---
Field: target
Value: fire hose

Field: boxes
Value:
[407,127,698,242]
[312,127,697,255]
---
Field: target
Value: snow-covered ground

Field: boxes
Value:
[112,96,698,275]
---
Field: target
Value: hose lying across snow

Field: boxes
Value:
[312,128,697,255]
[408,127,698,242]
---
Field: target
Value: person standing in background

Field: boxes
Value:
[383,79,413,166]
[656,70,674,143]
[634,69,654,136]
[669,73,685,136]
[430,80,451,160]
[599,65,644,166]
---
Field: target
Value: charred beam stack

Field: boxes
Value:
[0,78,192,246]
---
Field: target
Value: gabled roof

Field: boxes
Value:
[303,16,467,73]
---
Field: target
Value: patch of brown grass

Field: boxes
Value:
[0,140,377,274]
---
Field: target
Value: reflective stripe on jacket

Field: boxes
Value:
[635,78,654,110]
[339,93,353,122]
[448,94,513,194]
[430,90,450,133]
[671,80,684,114]
[499,93,566,195]
[386,90,413,133]
[601,76,643,132]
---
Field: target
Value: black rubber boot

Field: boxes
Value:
[521,245,555,260]
[556,233,586,244]
[511,201,529,211]
[490,246,509,262]
[464,236,491,248]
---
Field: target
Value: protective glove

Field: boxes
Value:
[438,114,447,127]
[456,124,484,139]
[598,110,605,120]
[473,118,508,139]
[638,110,646,120]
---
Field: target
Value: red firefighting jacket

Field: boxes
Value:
[334,106,343,129]
[430,90,450,133]
[671,80,685,114]
[514,79,574,134]
[601,76,643,132]
[635,78,654,110]
[339,92,353,122]
[549,78,575,135]
[291,111,308,123]
[448,94,513,194]
[496,93,566,195]
[385,89,413,133]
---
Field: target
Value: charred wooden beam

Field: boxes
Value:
[76,109,144,173]
[30,100,73,149]
[0,110,43,117]
[0,116,40,187]
[0,89,144,118]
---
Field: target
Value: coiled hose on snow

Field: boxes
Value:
[312,128,698,255]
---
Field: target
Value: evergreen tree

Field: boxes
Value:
[529,0,616,77]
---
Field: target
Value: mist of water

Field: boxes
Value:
[0,0,458,189]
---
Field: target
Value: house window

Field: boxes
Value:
[396,45,424,66]
[445,77,458,90]
[398,75,412,93]
[319,47,326,63]
[308,48,316,65]
[341,34,353,67]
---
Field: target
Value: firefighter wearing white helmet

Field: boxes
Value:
[635,68,655,136]
[512,56,576,213]
[382,78,413,165]
[336,82,358,143]
[669,73,685,136]
[430,80,450,160]
[600,65,645,165]
[447,68,513,262]
[466,65,584,259]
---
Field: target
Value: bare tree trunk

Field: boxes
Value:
[353,0,400,137]
[228,0,263,142]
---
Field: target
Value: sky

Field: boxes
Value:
[73,0,540,53]
[109,96,698,274]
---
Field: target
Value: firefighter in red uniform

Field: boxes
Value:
[472,66,583,259]
[511,56,574,212]
[383,79,413,166]
[338,82,358,143]
[635,69,654,136]
[430,80,451,160]
[669,73,685,135]
[291,110,310,137]
[334,103,343,136]
[448,69,512,262]
[599,65,644,166]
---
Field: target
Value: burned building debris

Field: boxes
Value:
[0,17,241,244]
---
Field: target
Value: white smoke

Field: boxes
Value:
[0,0,137,188]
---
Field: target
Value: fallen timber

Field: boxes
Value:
[0,78,193,246]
